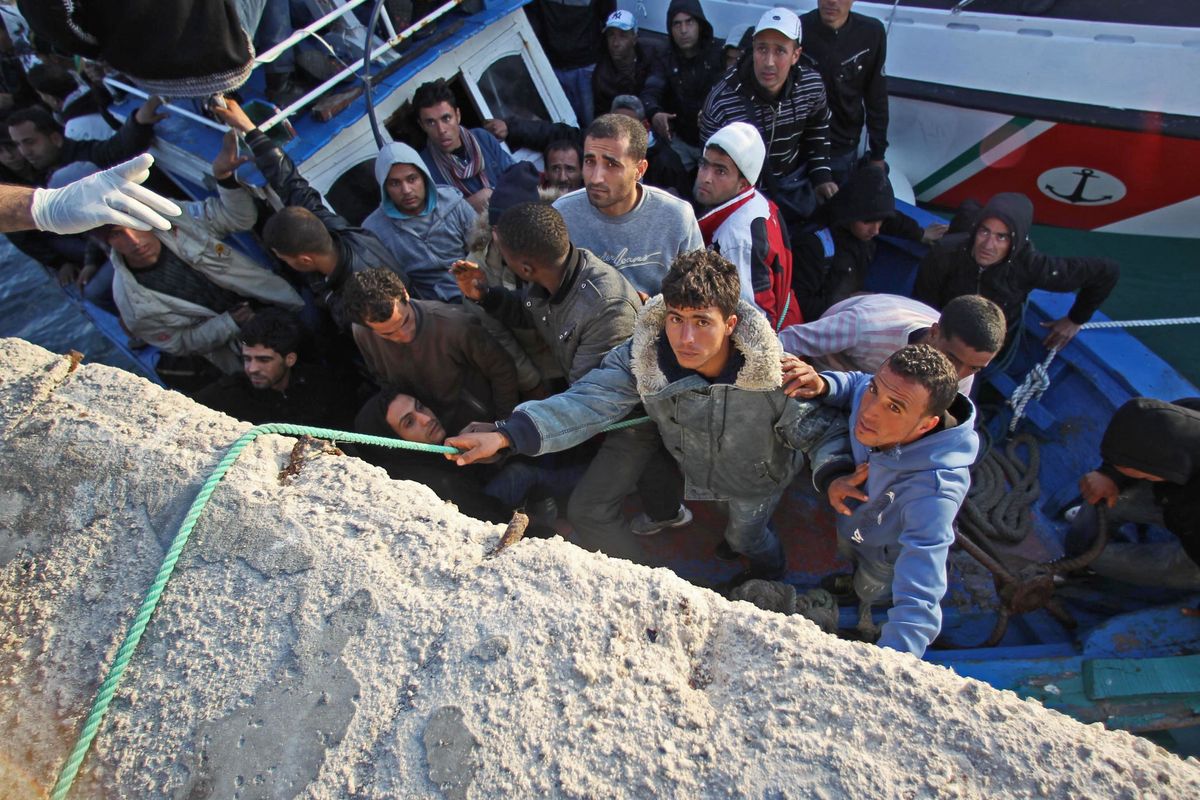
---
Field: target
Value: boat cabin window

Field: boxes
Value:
[475,54,550,122]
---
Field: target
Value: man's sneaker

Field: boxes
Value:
[630,504,693,536]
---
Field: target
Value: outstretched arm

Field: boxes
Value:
[10,154,181,234]
[212,97,344,226]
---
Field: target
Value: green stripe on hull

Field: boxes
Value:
[913,116,1037,197]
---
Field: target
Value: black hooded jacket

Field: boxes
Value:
[792,165,923,319]
[913,193,1119,333]
[1098,397,1200,563]
[640,0,726,147]
[800,9,889,160]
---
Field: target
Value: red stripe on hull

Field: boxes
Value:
[930,123,1200,229]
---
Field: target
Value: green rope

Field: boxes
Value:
[51,417,647,798]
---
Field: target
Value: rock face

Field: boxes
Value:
[0,337,1197,799]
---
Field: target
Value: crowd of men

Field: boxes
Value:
[11,2,1191,660]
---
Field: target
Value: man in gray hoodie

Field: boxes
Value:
[362,142,476,303]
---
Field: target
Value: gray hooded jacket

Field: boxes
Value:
[362,142,477,302]
[501,297,847,501]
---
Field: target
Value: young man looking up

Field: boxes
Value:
[694,121,800,330]
[787,344,978,657]
[447,250,845,584]
[414,78,513,215]
[195,308,354,428]
[452,201,681,546]
[553,112,702,296]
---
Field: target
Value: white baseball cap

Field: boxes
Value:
[605,10,638,33]
[754,7,802,42]
[705,122,766,186]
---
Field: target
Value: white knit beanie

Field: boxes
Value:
[704,122,766,185]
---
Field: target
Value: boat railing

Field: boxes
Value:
[104,0,468,134]
[252,0,468,133]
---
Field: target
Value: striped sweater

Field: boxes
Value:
[699,58,833,185]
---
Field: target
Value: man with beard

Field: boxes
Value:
[195,308,355,427]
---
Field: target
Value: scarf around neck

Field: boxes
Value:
[429,127,490,196]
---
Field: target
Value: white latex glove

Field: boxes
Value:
[30,154,182,234]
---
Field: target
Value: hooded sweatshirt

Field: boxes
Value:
[362,143,476,303]
[914,192,1119,333]
[1099,397,1200,564]
[792,165,923,319]
[821,370,979,657]
[640,0,727,147]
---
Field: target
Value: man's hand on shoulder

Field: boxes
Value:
[781,354,826,399]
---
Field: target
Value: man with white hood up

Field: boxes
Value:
[362,141,477,303]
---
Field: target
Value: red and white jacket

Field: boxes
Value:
[698,188,802,330]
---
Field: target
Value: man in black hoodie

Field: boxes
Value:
[641,0,726,170]
[913,192,1119,350]
[792,164,944,320]
[801,1,889,185]
[1070,398,1200,591]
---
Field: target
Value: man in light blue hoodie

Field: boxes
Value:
[362,142,476,303]
[787,343,978,657]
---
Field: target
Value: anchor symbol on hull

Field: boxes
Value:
[1043,168,1114,204]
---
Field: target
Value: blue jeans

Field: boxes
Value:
[484,454,587,508]
[553,64,595,128]
[721,490,786,574]
[254,0,297,75]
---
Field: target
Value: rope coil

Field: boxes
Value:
[1007,315,1200,433]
